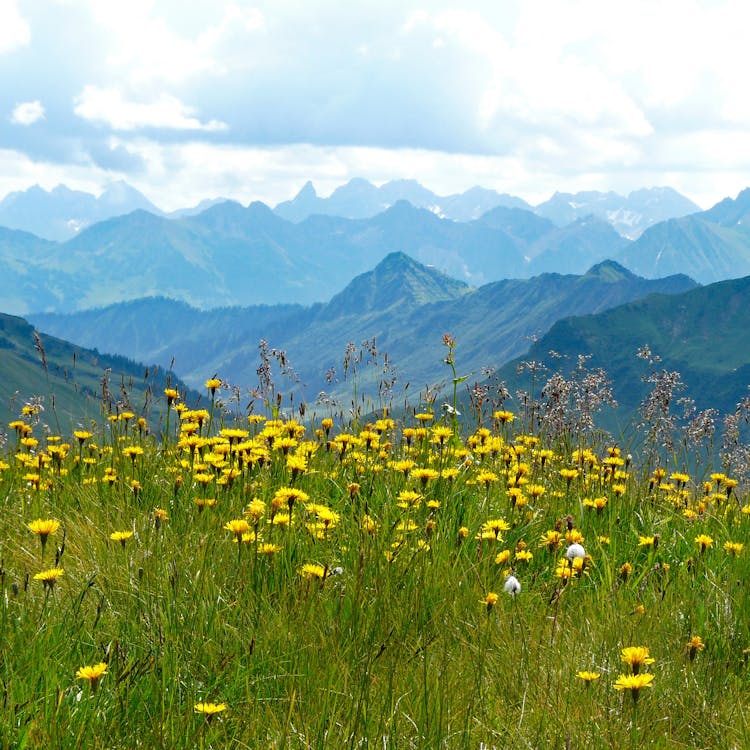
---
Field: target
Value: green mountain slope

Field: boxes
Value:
[491,274,750,435]
[0,313,198,430]
[30,255,697,408]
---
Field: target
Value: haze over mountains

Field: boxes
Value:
[5,182,750,316]
[276,180,700,240]
[31,253,696,401]
[1,178,698,242]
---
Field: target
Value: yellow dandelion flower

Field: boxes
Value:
[576,671,601,684]
[205,378,222,392]
[362,514,378,534]
[724,541,744,556]
[566,529,584,545]
[224,519,250,540]
[110,530,134,547]
[481,518,510,539]
[397,490,423,508]
[475,470,499,488]
[272,487,309,511]
[163,388,180,403]
[430,426,453,445]
[414,412,434,423]
[613,672,654,701]
[27,518,60,550]
[257,543,283,555]
[526,484,545,499]
[33,567,64,590]
[694,534,713,553]
[194,497,216,512]
[539,530,562,551]
[620,646,655,673]
[583,496,608,512]
[411,467,439,486]
[76,662,108,691]
[686,635,705,661]
[299,563,326,580]
[479,591,499,612]
[559,468,579,482]
[245,498,266,522]
[194,701,227,717]
[494,549,511,565]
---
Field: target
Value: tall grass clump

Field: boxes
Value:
[0,344,749,749]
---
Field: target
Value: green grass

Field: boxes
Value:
[0,379,749,749]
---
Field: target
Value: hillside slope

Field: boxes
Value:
[0,313,198,430]
[31,255,697,407]
[491,274,750,438]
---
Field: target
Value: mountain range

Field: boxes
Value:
[10,187,750,315]
[30,253,697,405]
[0,179,699,242]
[274,178,533,224]
[277,180,700,239]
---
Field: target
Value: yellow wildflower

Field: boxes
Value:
[110,530,134,547]
[76,662,108,691]
[576,671,601,684]
[620,646,655,673]
[194,701,227,717]
[613,673,654,701]
[33,567,64,590]
[27,518,60,550]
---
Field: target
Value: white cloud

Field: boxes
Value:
[407,5,653,148]
[74,86,228,132]
[0,0,30,54]
[10,100,45,125]
[83,1,265,84]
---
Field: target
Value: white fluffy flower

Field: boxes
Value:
[565,543,586,560]
[503,575,521,595]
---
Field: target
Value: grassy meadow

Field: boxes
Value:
[1,345,750,749]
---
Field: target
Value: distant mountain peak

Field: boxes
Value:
[295,180,317,200]
[581,259,637,282]
[321,251,468,318]
[373,250,423,272]
[0,180,163,240]
[273,177,532,223]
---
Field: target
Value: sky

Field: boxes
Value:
[2,0,750,211]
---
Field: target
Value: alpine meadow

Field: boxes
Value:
[2,323,750,748]
[5,2,750,748]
